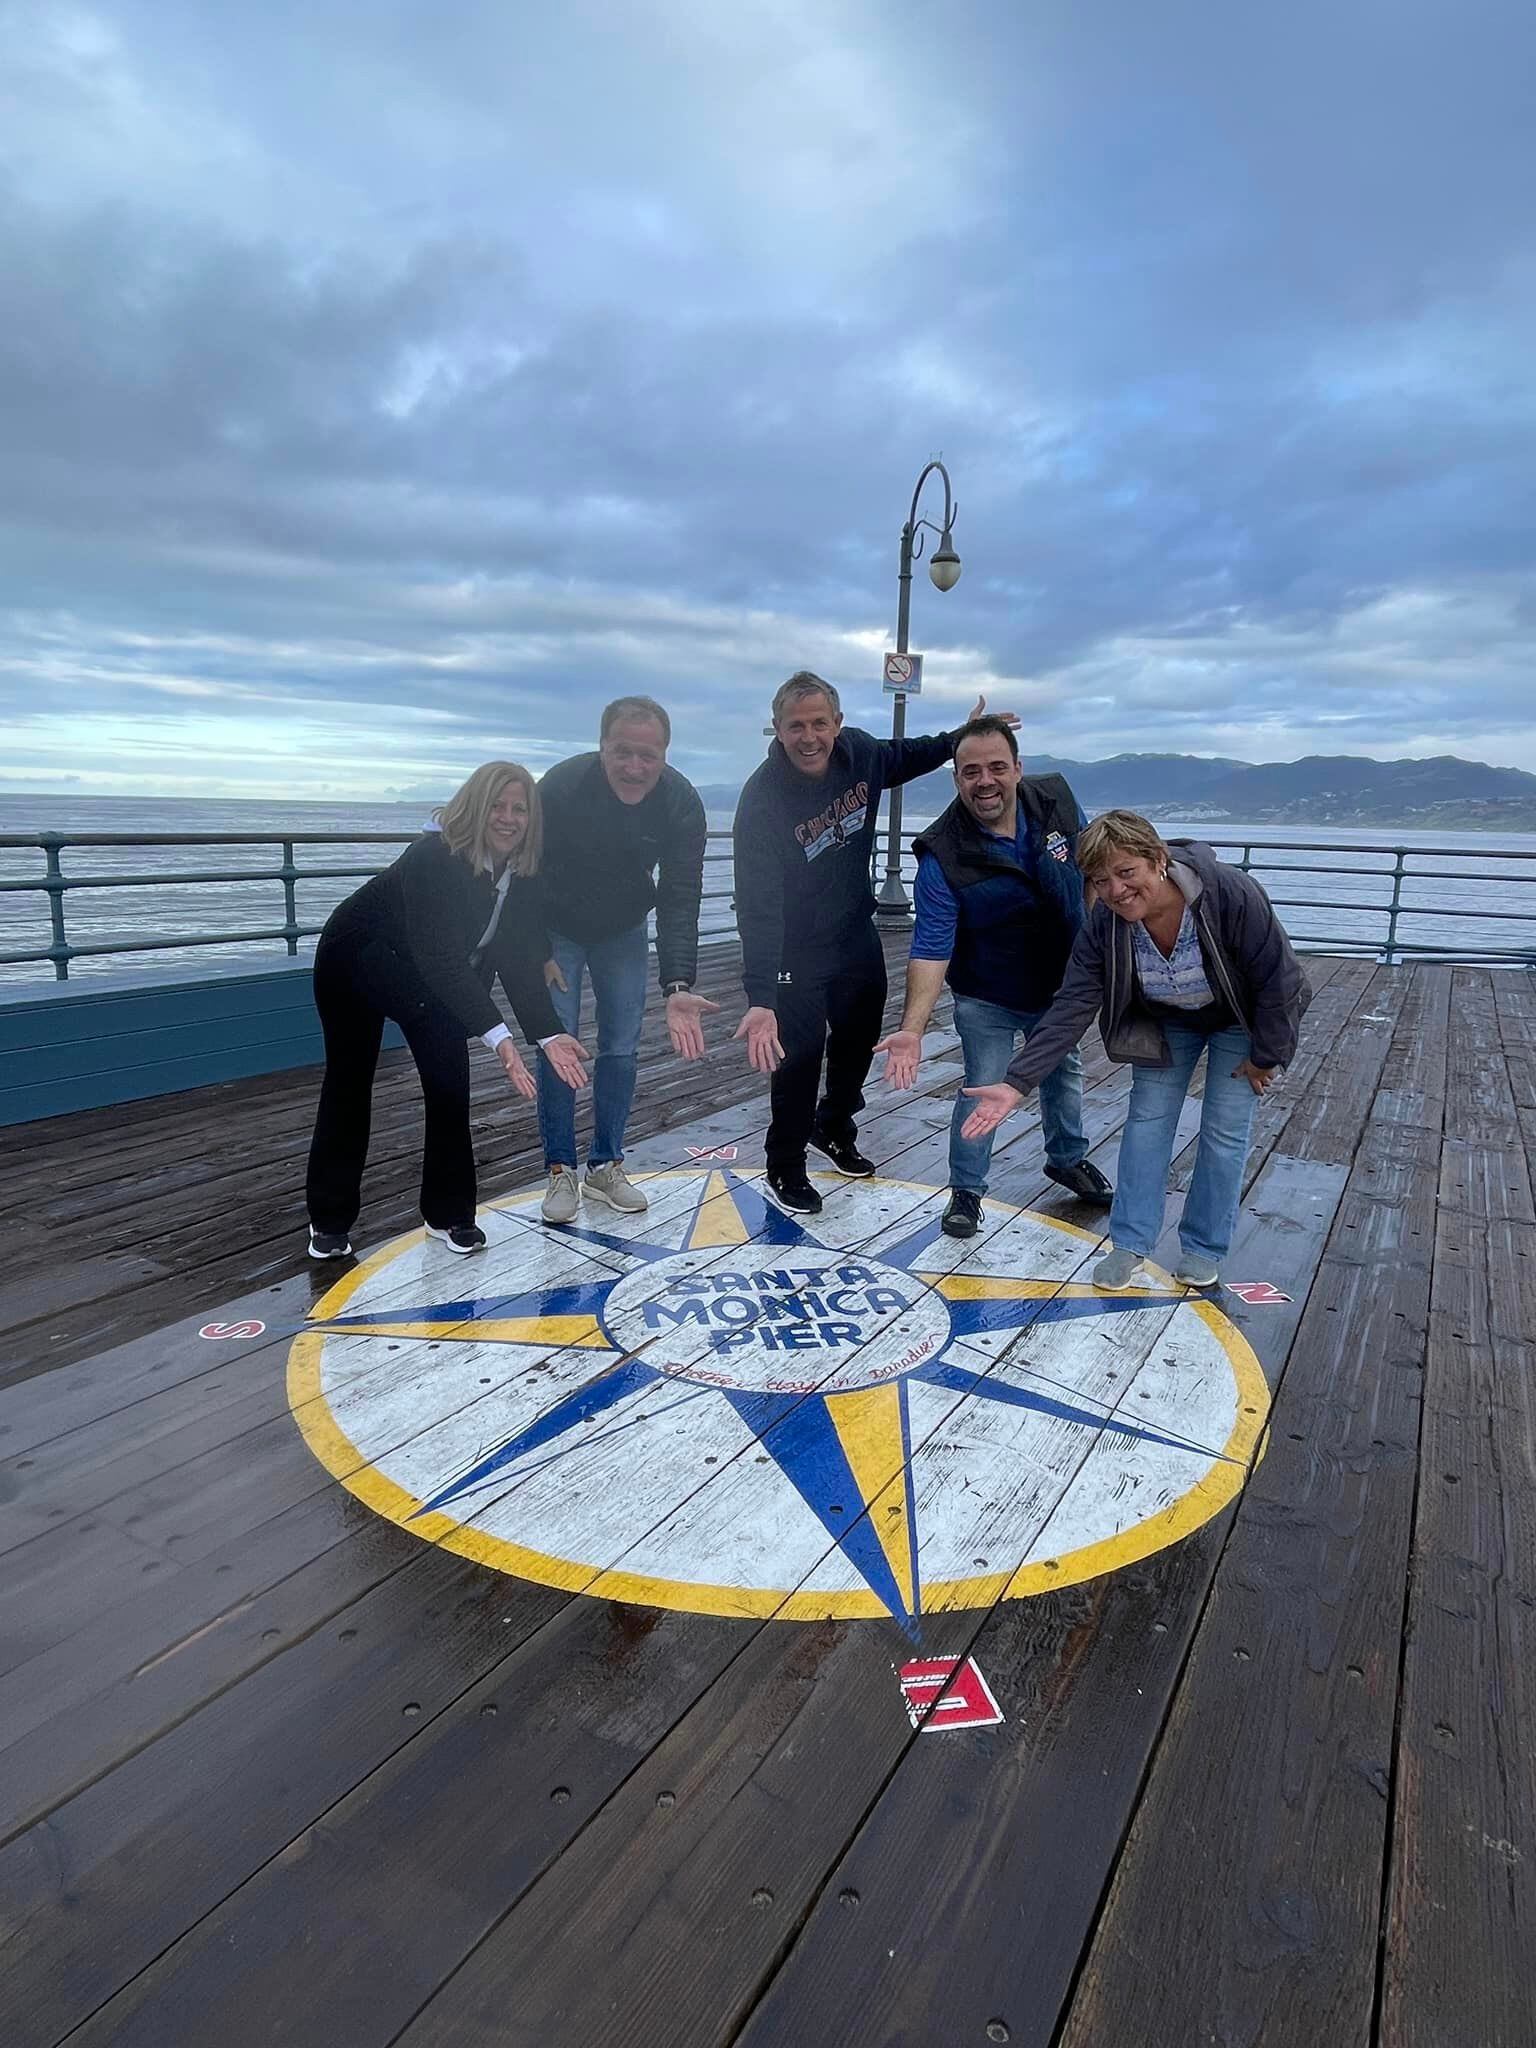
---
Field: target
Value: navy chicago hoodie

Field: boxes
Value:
[733,724,958,1007]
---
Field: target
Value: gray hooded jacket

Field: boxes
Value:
[1002,839,1311,1096]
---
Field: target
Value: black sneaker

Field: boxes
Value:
[766,1167,823,1215]
[425,1222,487,1255]
[1045,1160,1115,1205]
[308,1227,353,1261]
[941,1189,982,1239]
[809,1129,875,1178]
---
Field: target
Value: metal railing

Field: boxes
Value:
[0,832,416,980]
[1205,836,1536,965]
[2,826,1534,981]
[0,830,746,981]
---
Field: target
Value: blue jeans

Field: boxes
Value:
[536,922,649,1169]
[1110,1022,1255,1262]
[950,993,1088,1195]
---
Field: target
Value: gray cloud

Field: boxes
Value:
[1,0,1533,796]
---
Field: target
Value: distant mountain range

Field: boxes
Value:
[699,751,1536,830]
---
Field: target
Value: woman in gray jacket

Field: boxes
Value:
[961,810,1309,1290]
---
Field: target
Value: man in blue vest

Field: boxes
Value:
[875,715,1113,1237]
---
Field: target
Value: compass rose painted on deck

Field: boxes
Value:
[287,1170,1268,1625]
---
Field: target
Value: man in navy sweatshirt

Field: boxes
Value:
[732,671,1013,1214]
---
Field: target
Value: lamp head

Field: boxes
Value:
[928,532,962,592]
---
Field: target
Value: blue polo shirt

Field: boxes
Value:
[912,809,1038,960]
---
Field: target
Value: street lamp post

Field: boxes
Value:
[876,459,962,919]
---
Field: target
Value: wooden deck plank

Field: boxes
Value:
[238,1158,1182,2048]
[0,1508,423,1839]
[3,1139,1092,1729]
[0,1489,405,1795]
[369,1219,1234,2047]
[8,1071,1069,1681]
[0,1546,573,2043]
[0,1070,1113,1776]
[1,1112,1117,2037]
[350,1024,1263,2048]
[0,1513,181,1677]
[1051,960,1447,2048]
[724,973,1396,2048]
[0,937,913,1382]
[4,957,1534,2048]
[0,1028,971,1454]
[1195,955,1376,1185]
[388,1613,979,2048]
[0,1048,1146,2039]
[1379,970,1536,2048]
[730,1150,1353,2048]
[60,1597,767,2048]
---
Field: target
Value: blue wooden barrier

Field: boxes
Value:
[0,964,402,1127]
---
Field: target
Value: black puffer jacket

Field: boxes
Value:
[1003,840,1311,1094]
[321,833,561,1043]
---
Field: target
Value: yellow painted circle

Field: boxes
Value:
[288,1171,1269,1621]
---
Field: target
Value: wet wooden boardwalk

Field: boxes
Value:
[1,950,1533,2048]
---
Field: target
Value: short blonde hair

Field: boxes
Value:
[433,761,542,876]
[1076,809,1169,880]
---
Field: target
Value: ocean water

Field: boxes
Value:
[1,793,1534,987]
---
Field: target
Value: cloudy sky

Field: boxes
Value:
[2,0,1533,799]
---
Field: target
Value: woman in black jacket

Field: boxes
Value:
[961,811,1310,1291]
[305,761,588,1259]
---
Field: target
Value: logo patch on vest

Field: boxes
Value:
[1045,830,1070,863]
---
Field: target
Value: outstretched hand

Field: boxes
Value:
[874,1029,924,1091]
[734,1005,784,1075]
[960,1080,1024,1139]
[497,1038,537,1100]
[667,991,721,1062]
[539,1033,589,1092]
[966,693,1021,730]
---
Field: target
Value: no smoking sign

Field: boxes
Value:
[883,651,924,694]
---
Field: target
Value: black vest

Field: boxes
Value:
[913,774,1085,1014]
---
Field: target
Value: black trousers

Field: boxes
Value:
[766,922,888,1172]
[305,932,475,1233]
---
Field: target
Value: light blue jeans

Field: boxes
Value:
[1110,1022,1256,1262]
[536,922,649,1169]
[950,993,1088,1195]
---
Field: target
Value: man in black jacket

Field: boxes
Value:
[732,671,1013,1214]
[875,716,1113,1237]
[537,696,712,1222]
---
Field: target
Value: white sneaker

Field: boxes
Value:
[583,1160,648,1213]
[541,1166,580,1224]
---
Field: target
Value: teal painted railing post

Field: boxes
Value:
[39,832,70,981]
[1384,848,1407,964]
[1238,845,1252,873]
[279,841,300,957]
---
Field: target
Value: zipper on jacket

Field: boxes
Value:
[1196,900,1246,1024]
